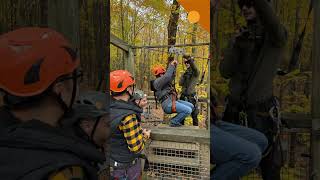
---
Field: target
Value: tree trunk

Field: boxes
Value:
[230,0,237,30]
[192,24,198,56]
[167,0,180,63]
[312,0,320,178]
[212,0,220,71]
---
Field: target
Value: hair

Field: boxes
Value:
[111,90,127,97]
[3,91,50,110]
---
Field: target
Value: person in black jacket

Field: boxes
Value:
[109,70,151,179]
[179,55,200,126]
[219,0,287,179]
[0,27,105,179]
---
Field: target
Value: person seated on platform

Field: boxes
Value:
[210,94,268,180]
[151,59,194,127]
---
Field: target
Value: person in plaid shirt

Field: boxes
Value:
[109,70,151,180]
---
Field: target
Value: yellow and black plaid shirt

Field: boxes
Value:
[119,114,145,153]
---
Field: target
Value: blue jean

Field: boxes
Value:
[211,121,268,180]
[163,100,194,125]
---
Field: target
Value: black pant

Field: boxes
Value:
[222,105,282,180]
[180,94,199,126]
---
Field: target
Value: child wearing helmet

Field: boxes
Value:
[62,91,111,149]
[109,70,150,179]
[132,89,148,109]
[151,60,194,127]
[0,28,103,180]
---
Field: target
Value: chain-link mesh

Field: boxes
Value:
[242,129,311,180]
[145,141,210,179]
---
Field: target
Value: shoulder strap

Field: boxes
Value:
[278,0,314,75]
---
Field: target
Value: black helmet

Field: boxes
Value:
[132,89,146,101]
[62,91,109,126]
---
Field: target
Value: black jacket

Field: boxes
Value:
[179,60,200,95]
[220,0,287,105]
[0,107,105,180]
[110,99,143,163]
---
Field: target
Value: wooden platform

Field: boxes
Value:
[149,125,210,144]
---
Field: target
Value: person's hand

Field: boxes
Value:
[139,96,148,108]
[171,59,178,66]
[142,129,151,139]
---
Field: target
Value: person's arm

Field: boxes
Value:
[253,0,287,47]
[219,38,240,79]
[190,60,200,78]
[119,114,145,154]
[153,64,176,90]
[179,72,186,86]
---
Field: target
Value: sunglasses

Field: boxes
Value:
[238,0,254,8]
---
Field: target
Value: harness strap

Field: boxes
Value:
[171,94,177,113]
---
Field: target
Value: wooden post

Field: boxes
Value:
[47,0,80,50]
[311,0,320,178]
[212,0,219,65]
[125,48,135,75]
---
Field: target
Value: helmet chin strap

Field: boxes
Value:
[90,117,102,149]
[53,71,78,126]
[126,85,135,100]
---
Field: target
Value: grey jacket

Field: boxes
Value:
[153,64,176,108]
[179,60,200,95]
[219,0,287,105]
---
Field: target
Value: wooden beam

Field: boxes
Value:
[110,33,130,52]
[281,112,312,129]
[312,0,320,177]
[132,42,210,49]
[125,48,135,75]
[150,126,210,144]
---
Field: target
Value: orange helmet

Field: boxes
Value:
[0,27,79,97]
[110,70,135,93]
[152,65,166,76]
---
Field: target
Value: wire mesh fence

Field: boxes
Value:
[242,129,311,180]
[144,140,210,179]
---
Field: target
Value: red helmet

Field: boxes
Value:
[152,65,166,76]
[110,70,135,93]
[0,27,79,97]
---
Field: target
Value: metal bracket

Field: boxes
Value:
[169,46,186,56]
